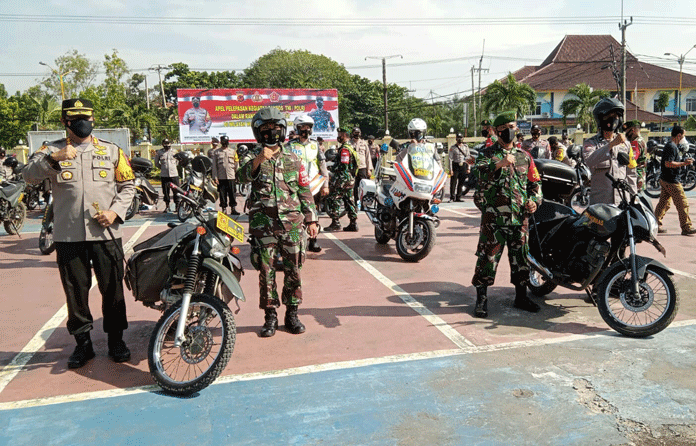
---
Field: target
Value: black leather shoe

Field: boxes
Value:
[343,220,359,232]
[68,333,95,369]
[285,305,306,334]
[108,341,131,363]
[474,287,488,318]
[307,238,322,252]
[325,219,342,231]
[514,285,540,313]
[260,308,278,337]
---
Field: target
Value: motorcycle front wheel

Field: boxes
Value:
[644,174,661,198]
[177,201,193,222]
[125,196,140,221]
[148,293,236,396]
[596,263,678,337]
[39,222,55,255]
[395,218,436,262]
[4,202,26,235]
[682,170,696,192]
[528,269,558,297]
[26,192,39,210]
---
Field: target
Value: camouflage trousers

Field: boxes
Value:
[471,218,530,288]
[256,232,305,310]
[326,186,358,221]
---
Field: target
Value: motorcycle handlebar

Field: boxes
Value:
[169,183,200,208]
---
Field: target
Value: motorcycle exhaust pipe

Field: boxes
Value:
[526,253,553,280]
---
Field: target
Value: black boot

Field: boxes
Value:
[343,220,358,232]
[307,237,322,253]
[474,287,488,318]
[107,331,131,363]
[260,308,278,337]
[284,305,306,334]
[68,332,95,369]
[326,219,342,231]
[514,284,540,313]
[230,207,240,216]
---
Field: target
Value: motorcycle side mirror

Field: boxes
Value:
[617,152,630,166]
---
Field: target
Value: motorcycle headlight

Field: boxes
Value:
[192,176,204,188]
[414,183,432,193]
[207,233,231,259]
[646,208,658,239]
[134,178,142,187]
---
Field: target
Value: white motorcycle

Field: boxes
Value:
[358,143,446,262]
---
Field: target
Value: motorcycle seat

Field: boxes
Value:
[0,182,23,201]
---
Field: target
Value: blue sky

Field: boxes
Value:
[2,0,696,101]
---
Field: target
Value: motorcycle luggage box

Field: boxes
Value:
[130,157,153,174]
[535,159,577,197]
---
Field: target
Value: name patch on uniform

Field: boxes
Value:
[59,161,72,167]
[341,149,350,164]
[94,155,111,161]
[61,171,73,180]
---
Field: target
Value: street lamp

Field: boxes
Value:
[664,44,696,126]
[39,62,76,101]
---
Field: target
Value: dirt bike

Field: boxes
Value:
[176,156,218,222]
[125,182,245,396]
[0,178,26,236]
[528,153,678,337]
[125,157,159,220]
[38,196,55,254]
[359,143,445,262]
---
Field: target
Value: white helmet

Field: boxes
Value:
[294,114,314,133]
[407,118,427,140]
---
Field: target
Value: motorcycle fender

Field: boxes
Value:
[398,213,438,228]
[594,255,674,287]
[202,258,246,302]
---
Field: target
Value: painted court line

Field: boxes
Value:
[323,232,475,349]
[4,319,695,411]
[0,221,152,395]
[441,207,479,218]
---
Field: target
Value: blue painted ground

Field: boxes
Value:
[2,325,696,446]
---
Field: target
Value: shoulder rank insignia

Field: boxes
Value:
[59,161,72,167]
[61,171,73,181]
[94,149,108,156]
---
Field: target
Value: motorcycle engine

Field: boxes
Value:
[569,239,610,283]
[377,205,396,232]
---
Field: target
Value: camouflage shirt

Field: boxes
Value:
[473,142,543,226]
[330,141,359,189]
[237,144,318,239]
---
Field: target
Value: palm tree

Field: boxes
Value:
[560,84,609,133]
[656,91,670,132]
[481,73,536,118]
[32,93,61,129]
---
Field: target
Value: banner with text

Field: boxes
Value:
[177,88,339,144]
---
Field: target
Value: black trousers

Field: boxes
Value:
[354,168,369,205]
[218,179,237,209]
[55,240,128,336]
[450,163,468,199]
[161,176,180,205]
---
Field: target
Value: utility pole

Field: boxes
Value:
[477,40,487,125]
[144,76,150,110]
[619,0,633,105]
[665,45,696,126]
[365,55,402,135]
[471,66,477,137]
[149,65,170,107]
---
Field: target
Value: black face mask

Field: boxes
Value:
[67,119,93,138]
[481,129,489,138]
[531,132,541,138]
[298,129,310,139]
[193,102,200,109]
[601,117,622,133]
[498,128,515,145]
[260,127,284,147]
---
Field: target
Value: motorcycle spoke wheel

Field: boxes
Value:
[596,264,678,337]
[39,223,55,255]
[682,171,696,192]
[148,294,235,395]
[4,202,26,235]
[528,270,557,297]
[177,202,193,222]
[644,175,661,198]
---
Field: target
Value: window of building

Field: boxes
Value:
[534,102,542,115]
[654,98,667,113]
[686,97,696,112]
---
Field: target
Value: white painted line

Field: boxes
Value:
[323,233,475,349]
[5,318,696,411]
[441,207,479,218]
[670,268,696,281]
[0,221,152,395]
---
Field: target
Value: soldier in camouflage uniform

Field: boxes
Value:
[471,111,543,318]
[325,127,359,232]
[622,120,647,193]
[236,107,319,337]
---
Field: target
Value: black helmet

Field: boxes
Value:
[162,138,171,146]
[592,97,624,132]
[2,155,18,169]
[220,135,229,146]
[251,107,286,147]
[531,124,541,133]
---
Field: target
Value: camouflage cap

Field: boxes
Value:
[493,111,517,127]
[62,98,93,117]
[623,119,641,129]
[480,119,492,127]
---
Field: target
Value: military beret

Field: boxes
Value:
[62,98,93,117]
[337,127,349,133]
[211,137,220,143]
[480,119,492,127]
[456,133,464,138]
[493,111,517,127]
[623,120,641,129]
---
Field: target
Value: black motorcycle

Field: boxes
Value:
[644,143,696,198]
[126,182,245,395]
[176,155,218,222]
[527,153,678,337]
[38,196,55,254]
[125,157,159,220]
[1,157,27,235]
[566,145,591,206]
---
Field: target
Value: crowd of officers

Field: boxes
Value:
[19,97,695,371]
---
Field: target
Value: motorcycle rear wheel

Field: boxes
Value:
[177,202,193,222]
[528,270,558,297]
[26,192,39,211]
[4,202,26,235]
[125,196,140,221]
[682,170,696,192]
[395,218,436,262]
[148,293,236,396]
[596,263,678,338]
[644,174,661,198]
[39,222,55,255]
[374,226,390,244]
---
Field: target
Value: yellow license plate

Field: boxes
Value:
[216,212,244,242]
[190,184,201,191]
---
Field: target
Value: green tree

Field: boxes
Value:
[0,91,39,148]
[40,50,99,100]
[164,62,242,106]
[481,73,536,118]
[560,83,609,133]
[684,115,696,131]
[656,91,670,132]
[31,93,61,130]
